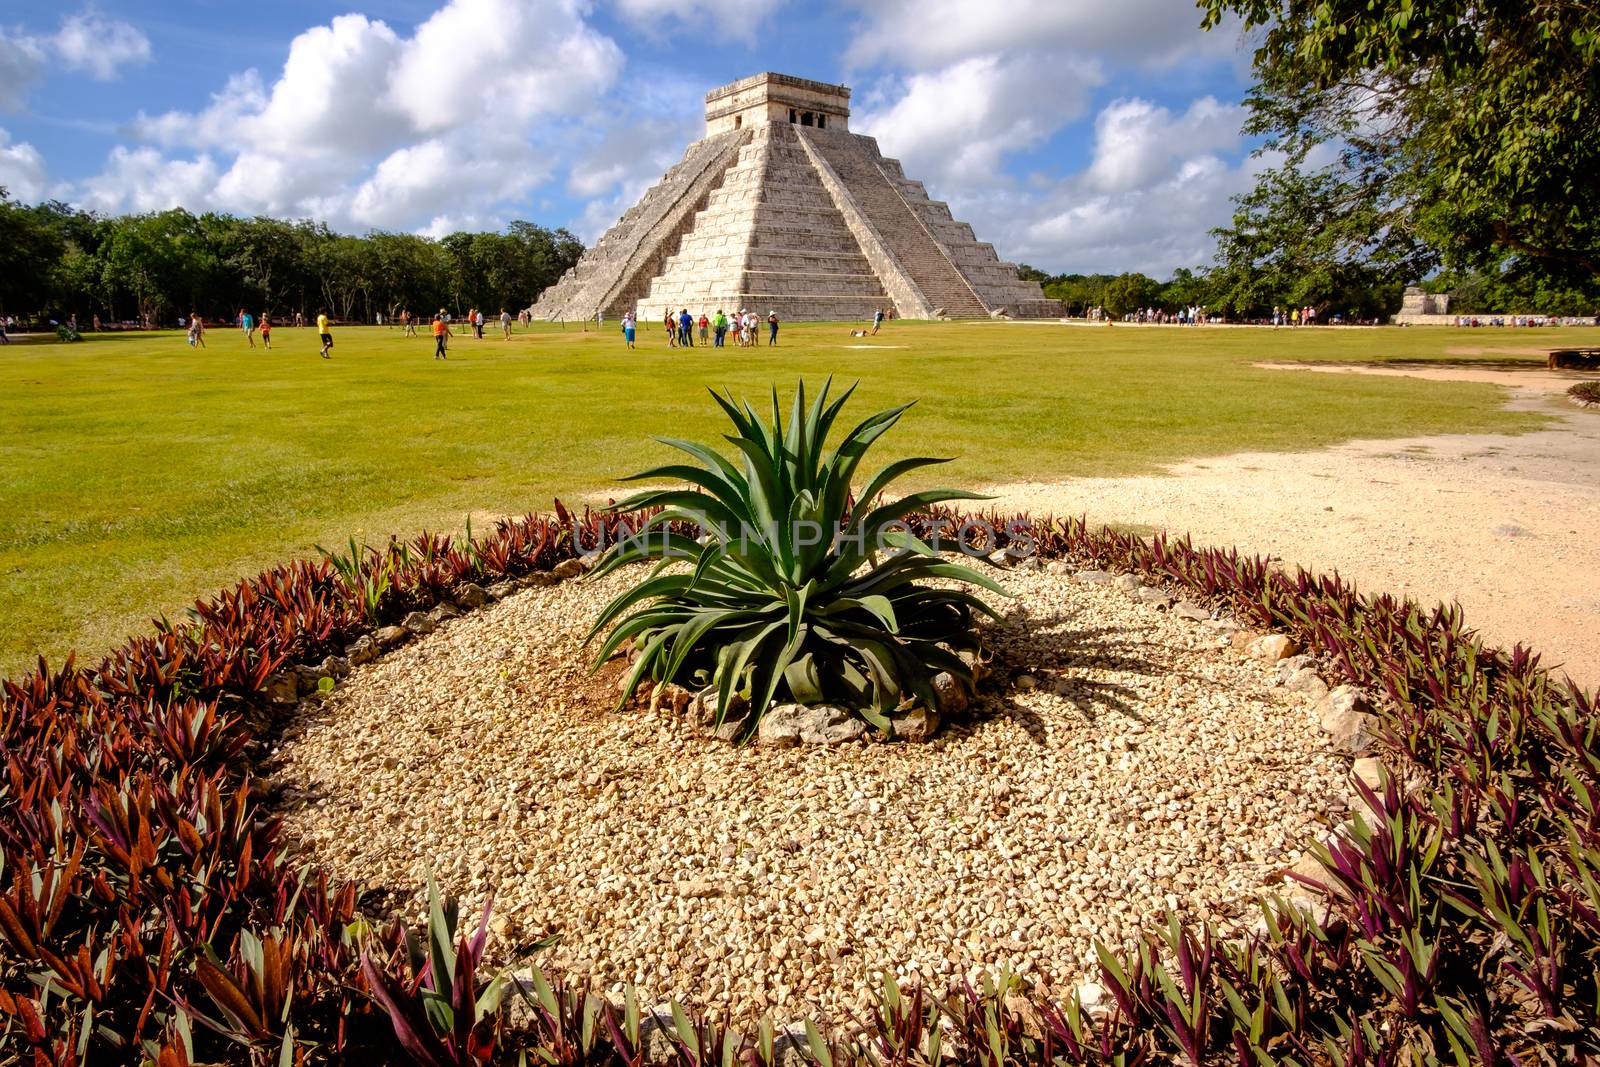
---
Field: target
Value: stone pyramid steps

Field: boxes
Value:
[637,124,891,321]
[532,131,746,321]
[530,72,1062,322]
[798,129,990,319]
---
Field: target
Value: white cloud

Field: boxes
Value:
[388,0,623,132]
[350,138,554,229]
[0,7,150,110]
[1084,95,1245,192]
[78,146,220,214]
[0,37,46,111]
[0,128,48,202]
[932,93,1257,276]
[52,10,152,81]
[855,53,1102,189]
[611,0,785,37]
[843,0,1236,71]
[136,71,268,148]
[88,0,623,232]
[1011,154,1255,274]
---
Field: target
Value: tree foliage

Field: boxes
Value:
[0,191,583,324]
[1199,0,1600,285]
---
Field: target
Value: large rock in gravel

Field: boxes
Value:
[713,717,750,743]
[636,1007,683,1062]
[932,671,970,717]
[756,705,806,747]
[888,705,940,742]
[1135,586,1172,609]
[1349,757,1386,814]
[345,635,379,665]
[455,583,489,609]
[1281,667,1330,701]
[520,571,560,588]
[401,611,437,635]
[374,625,408,648]
[1248,634,1299,662]
[552,558,586,580]
[688,688,747,725]
[1173,601,1210,622]
[649,682,693,715]
[799,706,867,745]
[1317,685,1380,755]
[754,704,867,746]
[1272,654,1315,683]
[262,672,299,704]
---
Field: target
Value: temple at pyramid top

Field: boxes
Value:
[531,73,1062,323]
[704,73,851,135]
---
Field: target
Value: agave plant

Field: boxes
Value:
[586,379,1004,733]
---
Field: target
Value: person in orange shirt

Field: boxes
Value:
[432,309,451,360]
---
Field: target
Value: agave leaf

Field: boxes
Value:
[783,653,825,705]
[853,456,956,515]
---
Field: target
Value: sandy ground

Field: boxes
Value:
[985,363,1600,691]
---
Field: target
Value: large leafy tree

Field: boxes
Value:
[1101,272,1164,317]
[1200,0,1600,287]
[1208,162,1414,318]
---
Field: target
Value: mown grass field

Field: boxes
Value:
[1,319,1587,673]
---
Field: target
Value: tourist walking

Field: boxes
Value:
[241,308,256,348]
[316,309,332,358]
[402,309,416,336]
[500,308,512,339]
[698,313,709,345]
[768,309,780,346]
[432,309,451,359]
[678,308,694,348]
[745,309,760,346]
[622,310,636,349]
[189,313,206,348]
[260,314,272,349]
[663,308,677,347]
[871,308,885,335]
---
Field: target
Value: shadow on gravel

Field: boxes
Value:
[975,602,1165,743]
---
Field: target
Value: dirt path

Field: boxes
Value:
[984,363,1600,691]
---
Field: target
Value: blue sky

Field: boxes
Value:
[0,0,1263,276]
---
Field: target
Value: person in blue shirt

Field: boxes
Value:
[678,308,694,348]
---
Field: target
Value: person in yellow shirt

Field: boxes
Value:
[317,308,332,359]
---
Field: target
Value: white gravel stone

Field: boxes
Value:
[269,567,1347,1025]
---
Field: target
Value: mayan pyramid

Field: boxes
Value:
[532,73,1061,322]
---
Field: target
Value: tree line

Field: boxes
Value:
[0,192,583,327]
[1017,258,1598,323]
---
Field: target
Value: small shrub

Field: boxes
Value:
[1569,380,1600,407]
[587,379,1003,733]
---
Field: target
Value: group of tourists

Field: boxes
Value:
[618,308,781,350]
[1120,306,1213,325]
[1271,306,1318,327]
[163,306,527,360]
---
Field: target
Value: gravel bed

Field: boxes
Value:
[269,567,1347,1023]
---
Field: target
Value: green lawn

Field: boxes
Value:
[1,320,1584,674]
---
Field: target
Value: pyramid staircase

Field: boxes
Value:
[530,73,1062,322]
